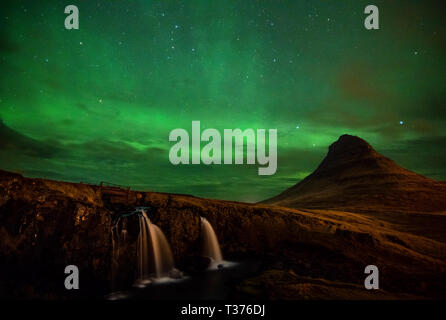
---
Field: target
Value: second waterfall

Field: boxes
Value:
[201,217,223,266]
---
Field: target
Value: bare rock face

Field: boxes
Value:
[263,134,446,212]
[0,170,111,298]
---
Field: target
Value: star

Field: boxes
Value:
[99,99,103,103]
[399,120,404,125]
[79,41,83,45]
[296,125,300,129]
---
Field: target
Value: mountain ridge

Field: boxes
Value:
[263,134,446,212]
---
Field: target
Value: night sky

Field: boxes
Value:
[1,0,445,202]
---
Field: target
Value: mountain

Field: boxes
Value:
[263,134,446,212]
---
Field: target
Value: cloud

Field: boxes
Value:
[0,119,61,158]
[336,62,390,103]
[380,135,446,180]
[0,119,168,182]
[409,94,446,125]
[75,103,121,119]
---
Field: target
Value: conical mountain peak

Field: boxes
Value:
[263,135,446,212]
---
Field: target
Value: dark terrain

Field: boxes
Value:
[1,135,445,299]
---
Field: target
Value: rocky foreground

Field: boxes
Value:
[1,166,446,299]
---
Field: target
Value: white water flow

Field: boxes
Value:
[201,217,223,264]
[137,210,174,280]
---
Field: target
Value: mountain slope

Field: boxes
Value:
[263,134,446,212]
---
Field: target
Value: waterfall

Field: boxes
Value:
[137,210,174,281]
[201,217,223,264]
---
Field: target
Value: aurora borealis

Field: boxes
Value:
[0,0,445,201]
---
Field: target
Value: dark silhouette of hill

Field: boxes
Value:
[263,134,446,212]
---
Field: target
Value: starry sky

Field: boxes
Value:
[0,0,445,202]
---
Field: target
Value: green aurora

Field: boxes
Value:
[0,0,445,201]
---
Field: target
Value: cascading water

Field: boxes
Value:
[137,210,175,282]
[201,217,223,265]
[108,208,181,299]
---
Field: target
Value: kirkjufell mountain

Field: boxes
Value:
[264,134,446,212]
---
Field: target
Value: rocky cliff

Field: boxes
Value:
[1,166,446,299]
